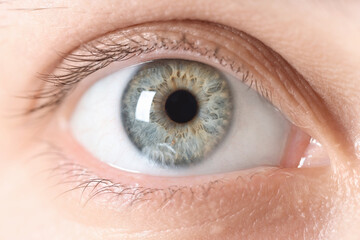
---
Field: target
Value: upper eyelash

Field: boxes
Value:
[26,21,258,116]
[27,39,153,115]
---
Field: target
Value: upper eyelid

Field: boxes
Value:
[26,20,332,143]
[27,20,267,115]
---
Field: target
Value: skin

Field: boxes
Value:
[0,0,360,239]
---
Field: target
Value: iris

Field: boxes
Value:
[121,59,232,167]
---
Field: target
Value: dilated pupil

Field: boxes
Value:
[165,90,198,123]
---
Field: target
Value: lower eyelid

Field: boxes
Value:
[36,112,335,233]
[42,141,333,234]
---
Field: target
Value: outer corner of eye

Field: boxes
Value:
[68,57,330,177]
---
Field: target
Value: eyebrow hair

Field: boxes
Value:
[0,0,66,11]
[8,6,67,12]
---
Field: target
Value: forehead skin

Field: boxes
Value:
[0,0,360,240]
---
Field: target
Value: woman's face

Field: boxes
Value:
[1,1,360,239]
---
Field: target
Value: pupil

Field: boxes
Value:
[165,90,198,123]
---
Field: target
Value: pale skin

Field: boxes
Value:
[0,0,360,239]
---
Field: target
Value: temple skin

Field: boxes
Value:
[0,0,360,239]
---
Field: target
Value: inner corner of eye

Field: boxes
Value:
[68,58,322,177]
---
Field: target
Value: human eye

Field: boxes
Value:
[8,1,359,238]
[71,57,292,175]
[32,21,328,177]
[29,19,330,208]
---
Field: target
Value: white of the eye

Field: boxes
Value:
[70,63,290,176]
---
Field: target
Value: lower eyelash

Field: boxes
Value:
[36,141,229,207]
[36,142,291,210]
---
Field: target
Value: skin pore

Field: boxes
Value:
[0,0,360,239]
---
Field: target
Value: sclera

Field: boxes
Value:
[70,60,291,176]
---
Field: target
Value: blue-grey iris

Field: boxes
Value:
[121,59,232,167]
